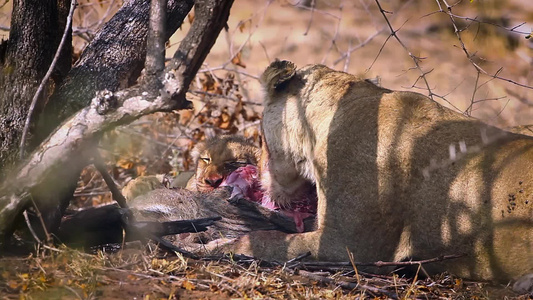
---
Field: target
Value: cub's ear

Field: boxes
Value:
[260,59,297,95]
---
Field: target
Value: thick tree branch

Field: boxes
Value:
[144,0,167,85]
[0,0,235,246]
[0,0,195,242]
[36,0,195,146]
[169,0,235,104]
[19,0,77,159]
[0,0,72,177]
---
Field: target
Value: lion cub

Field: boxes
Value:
[122,135,260,201]
[186,135,260,192]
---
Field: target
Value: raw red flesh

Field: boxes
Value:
[221,165,317,232]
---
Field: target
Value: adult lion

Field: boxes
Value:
[226,60,533,289]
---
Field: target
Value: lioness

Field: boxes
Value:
[226,60,533,288]
[186,135,260,192]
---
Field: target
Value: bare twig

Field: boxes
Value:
[303,0,316,36]
[19,0,77,159]
[434,0,533,91]
[23,210,43,244]
[92,153,128,209]
[285,251,311,264]
[63,285,83,300]
[298,270,399,298]
[334,29,384,66]
[347,247,361,286]
[294,254,465,269]
[321,4,343,65]
[374,0,435,100]
[24,196,53,244]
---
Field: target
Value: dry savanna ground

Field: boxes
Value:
[1,0,533,298]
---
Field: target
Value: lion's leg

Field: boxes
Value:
[229,230,323,261]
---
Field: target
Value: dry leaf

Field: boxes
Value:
[116,159,134,170]
[238,20,247,32]
[231,51,247,68]
[7,280,18,289]
[181,280,196,291]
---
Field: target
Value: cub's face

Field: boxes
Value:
[190,136,260,192]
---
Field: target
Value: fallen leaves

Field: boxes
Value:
[1,245,525,299]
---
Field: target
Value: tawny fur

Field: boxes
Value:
[187,135,260,192]
[122,175,166,201]
[122,135,260,200]
[227,60,533,286]
[507,124,533,137]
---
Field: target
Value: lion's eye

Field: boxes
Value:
[200,157,211,163]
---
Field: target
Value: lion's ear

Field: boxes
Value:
[260,59,297,95]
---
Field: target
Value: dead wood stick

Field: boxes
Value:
[92,154,128,209]
[286,251,312,264]
[298,270,398,299]
[292,254,465,269]
[147,233,198,259]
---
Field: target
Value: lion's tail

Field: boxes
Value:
[260,60,296,97]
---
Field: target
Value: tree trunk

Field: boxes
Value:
[0,0,235,246]
[35,0,195,146]
[0,0,194,240]
[0,0,72,178]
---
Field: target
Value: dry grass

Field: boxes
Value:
[2,245,528,299]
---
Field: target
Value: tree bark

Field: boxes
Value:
[0,0,72,178]
[0,0,235,246]
[2,0,195,242]
[35,0,195,146]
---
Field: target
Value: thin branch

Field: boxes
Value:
[291,253,465,269]
[92,153,128,209]
[257,40,271,63]
[334,29,384,66]
[449,13,530,35]
[26,196,53,244]
[434,0,533,91]
[321,4,343,65]
[23,210,43,244]
[303,0,316,36]
[298,270,399,298]
[19,0,77,159]
[374,0,435,100]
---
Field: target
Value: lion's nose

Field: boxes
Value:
[205,176,223,188]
